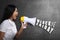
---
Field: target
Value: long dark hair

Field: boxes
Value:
[1,4,16,23]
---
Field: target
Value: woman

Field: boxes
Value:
[0,4,27,40]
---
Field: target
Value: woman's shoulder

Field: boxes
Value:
[1,19,9,24]
[0,19,9,26]
[0,19,9,31]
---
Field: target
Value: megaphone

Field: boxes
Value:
[20,16,36,28]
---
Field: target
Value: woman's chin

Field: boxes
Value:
[13,18,17,20]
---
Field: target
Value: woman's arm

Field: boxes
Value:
[0,31,5,40]
[14,22,27,39]
[15,26,24,38]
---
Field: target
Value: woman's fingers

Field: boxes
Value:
[21,22,28,29]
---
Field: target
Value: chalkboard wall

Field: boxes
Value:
[0,0,60,40]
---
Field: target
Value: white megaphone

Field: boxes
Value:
[20,16,36,29]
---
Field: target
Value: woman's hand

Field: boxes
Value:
[15,22,28,39]
[21,22,28,29]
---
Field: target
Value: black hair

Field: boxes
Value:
[1,4,16,23]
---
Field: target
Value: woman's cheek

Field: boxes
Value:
[13,11,18,20]
[14,13,18,19]
[14,15,17,19]
[12,14,16,20]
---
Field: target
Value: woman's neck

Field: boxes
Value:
[9,17,13,21]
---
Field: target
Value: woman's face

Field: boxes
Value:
[12,8,18,20]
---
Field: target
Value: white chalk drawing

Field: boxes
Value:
[36,19,56,34]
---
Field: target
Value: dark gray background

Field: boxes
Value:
[0,0,60,40]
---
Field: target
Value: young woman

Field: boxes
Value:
[0,4,27,40]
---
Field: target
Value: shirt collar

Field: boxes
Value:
[8,19,15,26]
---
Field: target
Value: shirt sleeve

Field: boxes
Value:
[0,21,8,32]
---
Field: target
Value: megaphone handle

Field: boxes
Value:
[23,22,27,29]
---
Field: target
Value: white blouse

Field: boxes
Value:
[0,19,17,40]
